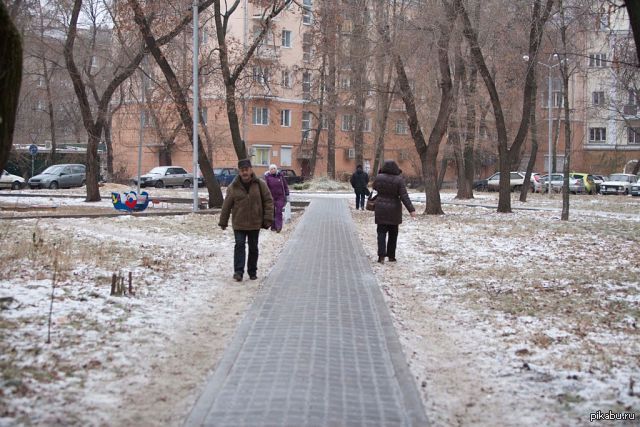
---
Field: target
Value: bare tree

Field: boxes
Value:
[0,1,22,172]
[456,0,554,213]
[211,0,292,161]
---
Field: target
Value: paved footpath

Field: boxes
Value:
[185,197,427,427]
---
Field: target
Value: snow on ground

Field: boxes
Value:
[0,186,639,426]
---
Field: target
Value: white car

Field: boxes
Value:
[0,170,25,190]
[487,171,536,192]
[599,173,638,195]
[131,166,194,188]
[630,180,640,196]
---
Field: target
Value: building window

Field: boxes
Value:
[252,66,269,85]
[628,127,640,144]
[628,90,638,105]
[302,71,311,99]
[281,30,292,48]
[302,33,312,62]
[321,115,329,129]
[281,146,292,166]
[253,146,270,166]
[363,117,372,132]
[395,119,408,135]
[142,110,154,127]
[281,70,291,88]
[552,91,564,108]
[281,109,291,127]
[302,0,313,25]
[252,107,269,125]
[302,111,312,130]
[200,107,208,126]
[588,53,607,67]
[342,114,354,131]
[592,91,605,106]
[589,127,606,142]
[340,75,351,89]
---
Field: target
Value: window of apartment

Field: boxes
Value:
[281,70,291,88]
[253,66,269,85]
[628,90,638,105]
[302,33,312,62]
[302,71,311,99]
[342,114,354,131]
[302,111,312,130]
[592,91,605,106]
[321,115,329,129]
[281,109,291,127]
[200,28,208,45]
[628,127,640,144]
[253,146,270,166]
[281,30,292,48]
[280,146,292,166]
[589,127,606,142]
[363,117,372,132]
[552,91,564,108]
[252,107,269,125]
[37,76,45,87]
[588,53,607,67]
[200,107,208,126]
[395,119,408,135]
[302,0,313,25]
[340,75,351,89]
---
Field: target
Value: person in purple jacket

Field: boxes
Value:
[264,164,289,233]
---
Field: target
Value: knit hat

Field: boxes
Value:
[238,158,252,169]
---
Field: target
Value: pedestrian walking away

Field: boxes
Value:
[219,159,274,281]
[372,160,416,264]
[264,164,289,233]
[350,164,370,210]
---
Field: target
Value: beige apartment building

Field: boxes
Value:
[110,2,640,184]
[111,1,419,182]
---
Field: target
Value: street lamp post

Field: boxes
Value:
[192,0,199,212]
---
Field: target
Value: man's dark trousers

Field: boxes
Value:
[234,230,260,277]
[355,190,367,210]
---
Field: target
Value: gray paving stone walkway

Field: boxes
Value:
[185,197,427,427]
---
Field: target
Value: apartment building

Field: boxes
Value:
[111,0,420,182]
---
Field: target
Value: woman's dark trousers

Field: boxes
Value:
[234,230,260,276]
[377,224,399,258]
[355,190,366,209]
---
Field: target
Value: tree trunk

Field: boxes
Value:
[520,78,538,202]
[0,2,22,172]
[324,4,338,180]
[559,0,571,221]
[350,0,368,167]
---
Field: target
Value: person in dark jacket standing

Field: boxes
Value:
[350,164,369,210]
[264,164,289,233]
[372,160,416,263]
[219,159,274,281]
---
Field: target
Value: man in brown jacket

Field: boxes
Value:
[219,159,274,281]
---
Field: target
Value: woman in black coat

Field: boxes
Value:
[372,160,416,263]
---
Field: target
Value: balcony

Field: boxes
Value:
[255,45,279,60]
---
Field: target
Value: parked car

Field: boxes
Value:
[537,173,565,193]
[473,177,489,192]
[631,180,640,196]
[486,171,536,192]
[28,164,86,189]
[591,174,607,193]
[213,167,239,187]
[569,172,596,194]
[131,166,194,188]
[600,173,638,195]
[280,169,304,185]
[0,170,25,190]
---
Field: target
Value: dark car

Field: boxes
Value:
[214,168,239,187]
[473,177,489,192]
[280,169,304,185]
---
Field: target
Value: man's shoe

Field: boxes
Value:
[388,257,396,262]
[377,257,385,264]
[249,274,257,280]
[233,273,242,282]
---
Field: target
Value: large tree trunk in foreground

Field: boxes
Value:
[0,2,22,172]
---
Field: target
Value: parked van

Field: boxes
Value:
[28,164,86,189]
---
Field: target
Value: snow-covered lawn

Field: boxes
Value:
[0,186,639,426]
